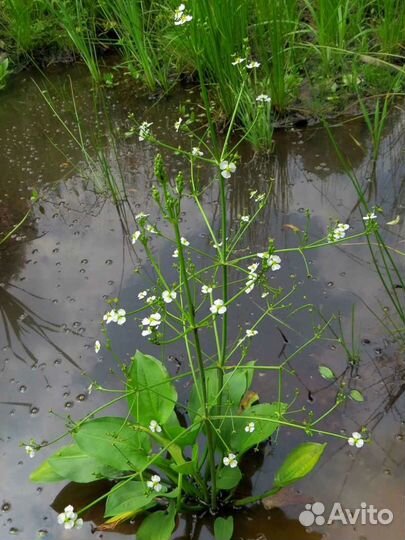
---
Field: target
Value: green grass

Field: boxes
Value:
[0,0,404,149]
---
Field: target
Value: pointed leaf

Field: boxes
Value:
[74,417,151,471]
[274,442,326,489]
[104,480,156,518]
[30,460,65,483]
[127,350,177,426]
[349,389,364,402]
[319,365,335,381]
[137,502,176,540]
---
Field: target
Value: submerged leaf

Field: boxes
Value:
[349,389,364,402]
[262,487,314,509]
[274,442,326,489]
[318,365,335,381]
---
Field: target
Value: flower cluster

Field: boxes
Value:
[141,312,162,337]
[245,262,259,294]
[103,308,126,325]
[328,223,349,242]
[192,147,203,157]
[257,252,281,271]
[348,431,364,448]
[246,329,258,338]
[210,299,227,315]
[174,3,192,25]
[149,420,162,433]
[223,453,238,468]
[256,94,271,103]
[25,445,36,458]
[201,285,213,294]
[147,474,162,492]
[245,422,255,433]
[57,505,83,530]
[139,121,152,141]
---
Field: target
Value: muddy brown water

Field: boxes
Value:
[0,65,404,540]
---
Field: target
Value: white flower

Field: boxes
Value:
[94,340,101,353]
[336,223,350,232]
[146,295,156,304]
[247,61,260,69]
[131,231,141,244]
[180,237,190,246]
[142,313,162,327]
[348,432,364,448]
[103,309,117,324]
[223,453,238,468]
[257,252,268,259]
[201,285,213,294]
[139,121,153,141]
[172,248,179,258]
[268,254,281,271]
[162,290,177,303]
[245,279,256,294]
[232,56,245,66]
[245,422,255,432]
[256,94,271,103]
[174,117,183,132]
[261,291,269,298]
[363,212,377,222]
[149,420,162,433]
[246,329,258,338]
[192,147,203,157]
[174,3,192,25]
[147,474,162,492]
[142,327,152,337]
[248,263,259,273]
[135,212,149,220]
[57,505,82,530]
[210,299,227,315]
[241,215,250,223]
[145,224,158,234]
[25,445,35,458]
[138,290,148,300]
[328,223,350,242]
[220,161,236,179]
[116,309,126,325]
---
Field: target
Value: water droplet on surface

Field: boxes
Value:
[2,502,11,512]
[19,385,27,393]
[30,407,39,415]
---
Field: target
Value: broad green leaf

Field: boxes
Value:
[171,460,196,475]
[127,350,177,426]
[229,403,288,455]
[274,442,326,489]
[104,480,156,518]
[74,417,151,472]
[318,365,335,381]
[163,410,201,447]
[349,389,364,402]
[30,460,65,483]
[48,444,118,483]
[137,503,176,540]
[214,516,234,540]
[216,466,242,490]
[188,369,219,421]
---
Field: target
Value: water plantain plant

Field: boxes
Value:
[26,96,373,538]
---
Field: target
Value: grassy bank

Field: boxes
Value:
[1,0,404,148]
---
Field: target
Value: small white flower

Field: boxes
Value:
[256,94,271,103]
[25,445,35,458]
[247,61,260,69]
[257,252,269,259]
[162,290,177,303]
[146,295,156,304]
[348,432,364,448]
[149,419,162,433]
[94,340,101,353]
[145,224,158,234]
[245,421,255,432]
[232,56,245,66]
[138,290,148,300]
[172,248,179,258]
[201,285,213,294]
[241,215,250,223]
[174,3,192,25]
[248,263,259,273]
[328,223,350,242]
[268,254,281,271]
[131,230,141,244]
[245,278,256,294]
[142,327,152,337]
[139,121,153,141]
[192,147,203,157]
[174,117,183,132]
[219,161,236,179]
[261,291,269,298]
[57,505,81,530]
[103,309,117,324]
[246,329,258,338]
[180,237,190,246]
[336,223,350,232]
[135,212,149,220]
[147,474,162,492]
[116,308,126,325]
[363,212,377,222]
[223,452,238,468]
[210,299,227,315]
[149,313,162,327]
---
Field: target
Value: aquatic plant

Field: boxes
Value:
[26,95,374,537]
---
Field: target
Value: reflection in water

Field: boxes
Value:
[0,66,404,539]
